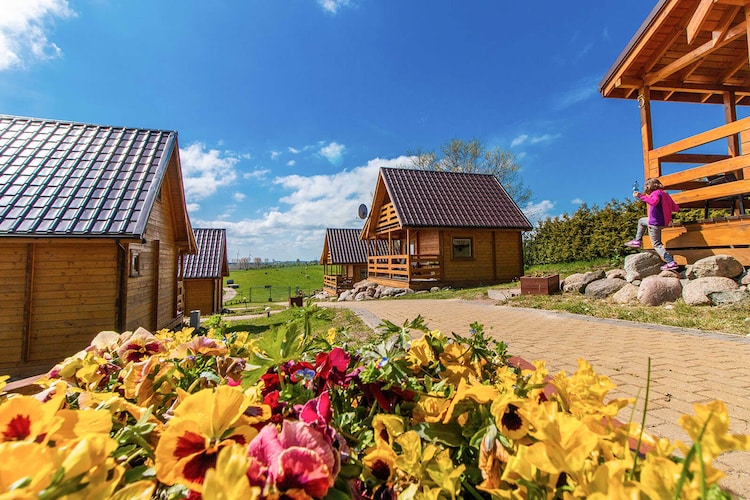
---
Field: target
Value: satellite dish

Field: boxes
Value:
[358,204,368,219]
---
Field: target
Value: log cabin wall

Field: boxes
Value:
[184,278,216,315]
[125,181,181,331]
[0,240,119,378]
[439,229,523,286]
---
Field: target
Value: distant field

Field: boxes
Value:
[225,264,324,303]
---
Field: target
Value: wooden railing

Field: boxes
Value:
[323,275,353,293]
[367,254,441,282]
[648,116,750,211]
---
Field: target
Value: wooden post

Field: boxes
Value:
[639,87,658,179]
[151,240,160,331]
[724,91,740,158]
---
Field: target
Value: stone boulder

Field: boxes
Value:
[686,255,744,279]
[637,275,683,306]
[682,277,740,306]
[612,283,640,304]
[708,290,750,307]
[624,252,663,282]
[584,278,627,299]
[606,269,627,280]
[562,270,605,293]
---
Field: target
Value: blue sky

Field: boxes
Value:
[1,1,732,261]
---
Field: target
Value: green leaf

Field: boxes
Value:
[414,422,465,447]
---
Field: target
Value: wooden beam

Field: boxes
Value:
[687,0,716,45]
[639,88,654,178]
[661,153,731,163]
[659,153,750,185]
[651,114,750,158]
[714,5,742,43]
[645,19,746,86]
[645,22,691,74]
[724,91,741,157]
[719,52,748,83]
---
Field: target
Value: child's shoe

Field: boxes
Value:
[624,239,641,248]
[660,261,679,271]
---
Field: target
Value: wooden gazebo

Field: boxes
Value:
[600,0,750,265]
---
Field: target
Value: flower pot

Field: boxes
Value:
[520,274,560,295]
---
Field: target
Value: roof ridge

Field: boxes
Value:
[0,114,177,135]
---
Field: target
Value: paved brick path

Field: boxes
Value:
[323,298,750,498]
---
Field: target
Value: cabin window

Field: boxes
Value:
[130,251,141,277]
[452,237,473,259]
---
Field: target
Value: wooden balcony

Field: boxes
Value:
[323,274,354,295]
[367,254,441,289]
[646,116,750,265]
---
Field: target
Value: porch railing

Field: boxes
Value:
[367,254,441,282]
[648,115,750,212]
[323,274,353,293]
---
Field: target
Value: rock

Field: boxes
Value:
[606,269,627,280]
[624,252,663,282]
[686,255,744,279]
[637,276,683,306]
[337,290,353,302]
[741,273,750,286]
[584,278,627,299]
[683,277,740,306]
[354,291,370,301]
[658,270,682,278]
[562,270,605,293]
[708,290,750,307]
[430,286,441,293]
[612,283,640,304]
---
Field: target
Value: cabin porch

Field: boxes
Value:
[643,115,750,265]
[366,253,443,290]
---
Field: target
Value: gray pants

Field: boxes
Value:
[635,217,673,262]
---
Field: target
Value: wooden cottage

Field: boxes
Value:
[0,115,197,378]
[182,228,229,315]
[600,0,750,265]
[320,228,388,295]
[360,168,532,290]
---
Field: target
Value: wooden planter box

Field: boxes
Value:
[520,274,560,295]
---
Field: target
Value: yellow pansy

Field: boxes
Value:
[154,385,258,492]
[443,377,498,424]
[678,400,750,460]
[372,414,404,446]
[413,394,451,423]
[521,401,599,476]
[0,441,59,494]
[407,337,435,371]
[362,442,398,482]
[203,443,260,500]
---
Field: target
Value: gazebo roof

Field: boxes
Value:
[600,0,750,105]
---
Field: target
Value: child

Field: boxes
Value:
[624,177,680,271]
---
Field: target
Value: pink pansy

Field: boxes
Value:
[300,391,332,428]
[247,420,340,498]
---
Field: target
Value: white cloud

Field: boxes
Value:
[0,0,74,71]
[317,0,352,14]
[288,147,300,154]
[194,156,413,261]
[522,200,556,226]
[187,202,201,213]
[179,142,239,201]
[319,141,345,165]
[233,192,246,202]
[571,198,584,205]
[287,160,296,167]
[511,134,528,147]
[243,168,270,180]
[555,75,600,110]
[270,150,281,159]
[530,133,561,144]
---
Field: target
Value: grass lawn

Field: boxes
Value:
[225,264,325,303]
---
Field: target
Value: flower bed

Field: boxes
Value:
[1,312,748,498]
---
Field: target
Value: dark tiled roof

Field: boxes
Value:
[381,168,532,230]
[323,228,387,264]
[183,228,229,279]
[0,115,177,238]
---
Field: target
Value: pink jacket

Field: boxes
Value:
[638,189,679,226]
